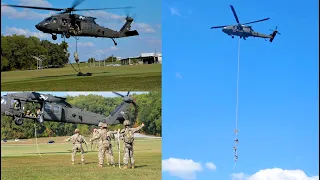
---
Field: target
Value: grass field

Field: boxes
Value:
[1,64,161,91]
[1,136,162,180]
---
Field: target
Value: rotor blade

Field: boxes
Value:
[1,4,64,11]
[112,92,124,97]
[73,6,134,11]
[211,25,228,29]
[242,18,270,25]
[71,0,85,9]
[230,5,240,24]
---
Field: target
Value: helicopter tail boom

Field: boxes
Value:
[119,17,139,37]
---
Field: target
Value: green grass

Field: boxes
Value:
[1,136,162,180]
[1,64,161,91]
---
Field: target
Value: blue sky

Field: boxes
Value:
[162,0,318,179]
[1,91,148,98]
[1,0,161,62]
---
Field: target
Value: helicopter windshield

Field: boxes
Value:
[44,17,52,23]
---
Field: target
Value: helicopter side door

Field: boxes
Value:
[43,103,62,121]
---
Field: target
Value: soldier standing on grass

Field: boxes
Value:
[119,120,145,169]
[65,128,88,165]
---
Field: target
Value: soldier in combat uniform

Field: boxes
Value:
[119,120,145,169]
[65,129,88,165]
[90,122,112,167]
[106,128,118,166]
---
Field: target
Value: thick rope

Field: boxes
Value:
[34,124,42,157]
[236,38,240,130]
[233,38,241,168]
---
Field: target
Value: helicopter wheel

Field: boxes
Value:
[65,33,70,38]
[14,117,23,126]
[52,35,57,40]
[232,36,234,38]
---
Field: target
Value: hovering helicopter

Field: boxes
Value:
[1,0,139,46]
[1,91,138,126]
[211,5,280,42]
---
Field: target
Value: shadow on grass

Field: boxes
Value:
[36,71,110,79]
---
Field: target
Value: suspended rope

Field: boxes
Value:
[233,38,240,167]
[34,123,42,157]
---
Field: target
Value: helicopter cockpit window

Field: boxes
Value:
[52,18,57,24]
[44,104,52,113]
[1,98,7,105]
[53,106,60,114]
[44,17,52,23]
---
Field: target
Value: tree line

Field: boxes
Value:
[0,91,161,139]
[1,35,70,71]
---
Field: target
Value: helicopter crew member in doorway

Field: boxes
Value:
[36,107,44,123]
[65,129,88,165]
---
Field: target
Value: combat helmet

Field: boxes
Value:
[123,120,131,126]
[98,122,104,127]
[74,129,80,133]
[101,123,108,128]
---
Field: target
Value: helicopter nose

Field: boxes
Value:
[222,28,227,33]
[35,23,44,31]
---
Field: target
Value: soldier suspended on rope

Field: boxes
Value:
[234,138,239,145]
[233,146,237,153]
[234,155,238,162]
[74,52,79,63]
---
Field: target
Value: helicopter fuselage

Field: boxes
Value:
[222,25,272,39]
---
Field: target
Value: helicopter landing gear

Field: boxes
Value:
[111,38,117,46]
[52,34,57,40]
[243,37,246,40]
[14,117,23,125]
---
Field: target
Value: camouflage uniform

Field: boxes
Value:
[74,52,79,63]
[90,123,112,167]
[105,130,118,166]
[120,120,144,169]
[65,129,88,165]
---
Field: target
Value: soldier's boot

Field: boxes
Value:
[98,164,103,168]
[112,164,115,167]
[123,165,128,169]
[82,161,85,165]
[132,164,135,169]
[72,161,75,165]
[107,163,110,166]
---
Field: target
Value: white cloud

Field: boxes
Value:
[162,158,203,180]
[87,46,119,59]
[205,162,217,170]
[176,72,183,79]
[132,22,156,33]
[231,168,319,180]
[170,7,181,16]
[17,0,52,7]
[1,1,54,20]
[78,42,94,47]
[4,27,49,39]
[136,37,161,45]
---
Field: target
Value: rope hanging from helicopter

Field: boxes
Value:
[63,35,83,74]
[34,123,42,157]
[233,37,240,169]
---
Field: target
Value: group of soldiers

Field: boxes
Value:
[65,119,144,169]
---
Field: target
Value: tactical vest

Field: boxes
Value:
[73,134,82,144]
[99,129,110,147]
[124,129,134,144]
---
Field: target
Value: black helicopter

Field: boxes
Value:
[211,5,280,42]
[1,0,139,46]
[0,91,138,126]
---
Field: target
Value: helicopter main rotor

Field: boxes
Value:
[1,0,133,15]
[211,5,270,29]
